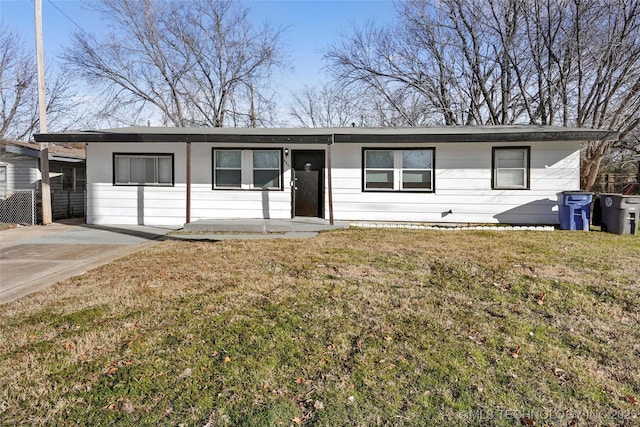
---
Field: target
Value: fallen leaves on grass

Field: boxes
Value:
[122,399,134,414]
[521,415,535,425]
[102,398,134,414]
[512,346,522,359]
[493,282,511,292]
[103,366,117,376]
[177,368,192,380]
[3,230,640,425]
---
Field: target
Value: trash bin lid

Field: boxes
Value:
[598,193,640,208]
[621,195,640,206]
[558,191,594,195]
[557,191,593,204]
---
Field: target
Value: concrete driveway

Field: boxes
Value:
[0,220,175,304]
[0,218,349,304]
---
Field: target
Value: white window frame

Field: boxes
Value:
[213,149,282,190]
[113,154,174,186]
[363,148,435,192]
[492,147,530,190]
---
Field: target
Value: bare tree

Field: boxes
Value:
[325,18,461,126]
[289,81,439,127]
[0,25,78,141]
[325,0,640,188]
[289,84,360,127]
[63,0,285,128]
[571,1,640,188]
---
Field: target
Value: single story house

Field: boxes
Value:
[0,140,86,223]
[34,126,616,227]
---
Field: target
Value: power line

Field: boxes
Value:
[46,0,86,33]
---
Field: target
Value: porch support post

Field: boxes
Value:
[186,139,191,224]
[328,136,334,225]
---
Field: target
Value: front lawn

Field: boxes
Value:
[1,229,638,426]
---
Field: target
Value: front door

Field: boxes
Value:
[292,150,325,218]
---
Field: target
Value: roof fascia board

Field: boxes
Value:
[34,127,618,144]
[35,132,333,144]
[333,130,617,143]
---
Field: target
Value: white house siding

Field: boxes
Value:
[329,141,579,224]
[87,139,579,226]
[189,143,292,221]
[86,142,187,225]
[0,157,39,192]
[87,142,296,225]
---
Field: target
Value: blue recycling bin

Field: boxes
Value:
[557,191,593,231]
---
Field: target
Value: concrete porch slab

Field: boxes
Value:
[182,218,350,233]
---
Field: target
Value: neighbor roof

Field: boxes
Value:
[1,140,85,162]
[34,125,618,145]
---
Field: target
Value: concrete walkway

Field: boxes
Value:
[0,218,349,304]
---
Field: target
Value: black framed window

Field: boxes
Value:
[492,147,530,190]
[213,148,282,190]
[252,150,281,189]
[214,150,242,188]
[114,153,174,186]
[364,148,434,192]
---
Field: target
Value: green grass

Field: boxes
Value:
[1,229,639,426]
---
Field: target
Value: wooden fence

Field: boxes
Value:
[592,173,639,194]
[51,190,85,220]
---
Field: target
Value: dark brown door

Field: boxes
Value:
[292,150,325,218]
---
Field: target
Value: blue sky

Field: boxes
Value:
[0,0,396,125]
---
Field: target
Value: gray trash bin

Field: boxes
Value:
[596,193,639,235]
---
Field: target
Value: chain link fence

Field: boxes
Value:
[0,190,37,225]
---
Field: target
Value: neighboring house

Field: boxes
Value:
[34,126,616,226]
[0,140,86,223]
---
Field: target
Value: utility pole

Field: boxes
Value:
[250,82,256,128]
[35,0,52,224]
